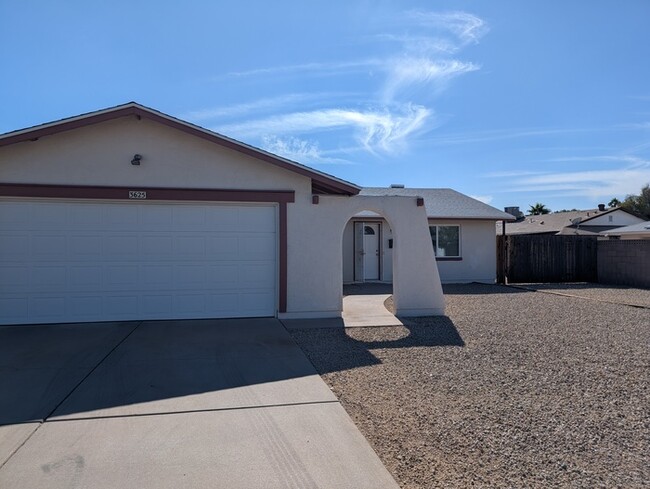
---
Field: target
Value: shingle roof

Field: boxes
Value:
[502,210,596,235]
[601,221,650,236]
[359,187,515,220]
[500,208,635,235]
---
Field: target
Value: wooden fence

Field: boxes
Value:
[497,235,598,284]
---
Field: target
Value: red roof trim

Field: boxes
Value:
[0,104,360,196]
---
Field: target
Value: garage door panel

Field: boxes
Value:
[174,294,206,314]
[105,265,139,289]
[67,296,103,317]
[206,265,239,288]
[141,236,173,258]
[0,234,29,258]
[205,207,240,230]
[31,267,67,289]
[68,236,103,260]
[104,236,139,259]
[239,263,275,286]
[69,266,103,289]
[240,292,275,313]
[0,203,29,226]
[0,266,30,289]
[30,205,66,229]
[175,236,206,258]
[32,236,66,258]
[141,266,173,289]
[69,204,103,228]
[207,293,241,315]
[142,295,173,317]
[173,206,207,231]
[139,206,173,229]
[0,201,277,325]
[104,296,139,318]
[31,297,66,319]
[239,235,276,259]
[206,237,239,259]
[174,265,207,288]
[104,206,138,229]
[237,207,276,232]
[0,298,28,323]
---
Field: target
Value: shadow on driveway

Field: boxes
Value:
[0,318,333,425]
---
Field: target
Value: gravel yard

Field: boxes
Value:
[290,284,650,488]
[518,282,650,308]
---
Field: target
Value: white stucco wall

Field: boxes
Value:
[342,218,497,284]
[429,219,497,283]
[300,196,444,317]
[1,116,445,318]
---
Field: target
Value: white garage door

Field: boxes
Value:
[0,200,277,325]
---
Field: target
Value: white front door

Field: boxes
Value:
[363,223,380,280]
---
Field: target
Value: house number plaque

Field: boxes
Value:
[128,191,147,199]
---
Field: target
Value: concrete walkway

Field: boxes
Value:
[0,319,398,489]
[342,294,404,327]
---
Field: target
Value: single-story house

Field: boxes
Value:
[499,206,645,236]
[600,220,650,239]
[344,187,515,284]
[0,102,446,325]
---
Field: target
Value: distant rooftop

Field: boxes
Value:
[500,207,632,235]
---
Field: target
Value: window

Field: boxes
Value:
[429,225,460,258]
[364,225,375,235]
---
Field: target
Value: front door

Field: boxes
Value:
[363,223,380,280]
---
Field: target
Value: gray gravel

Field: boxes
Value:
[517,282,650,308]
[290,284,650,488]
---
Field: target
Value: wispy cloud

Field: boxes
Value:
[260,135,351,165]
[198,9,486,160]
[182,94,320,120]
[493,156,650,199]
[217,104,432,153]
[222,60,381,79]
[383,58,479,100]
[406,10,489,48]
[470,194,493,204]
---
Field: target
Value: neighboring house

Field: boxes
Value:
[600,221,650,239]
[343,187,515,284]
[0,102,445,325]
[499,207,645,236]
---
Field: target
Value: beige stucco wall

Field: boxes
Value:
[1,116,445,317]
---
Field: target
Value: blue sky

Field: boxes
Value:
[2,1,649,212]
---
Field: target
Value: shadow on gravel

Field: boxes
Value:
[442,283,529,295]
[343,283,393,296]
[290,316,463,375]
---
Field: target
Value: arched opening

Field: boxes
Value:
[341,210,395,296]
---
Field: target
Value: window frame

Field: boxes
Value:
[428,224,462,260]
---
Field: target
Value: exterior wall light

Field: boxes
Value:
[131,154,142,165]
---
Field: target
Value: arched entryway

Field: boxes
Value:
[342,212,395,285]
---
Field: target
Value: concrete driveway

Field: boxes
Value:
[0,319,398,488]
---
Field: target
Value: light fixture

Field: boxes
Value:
[131,154,142,165]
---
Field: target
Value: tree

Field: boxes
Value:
[528,203,551,215]
[608,197,621,208]
[621,183,650,220]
